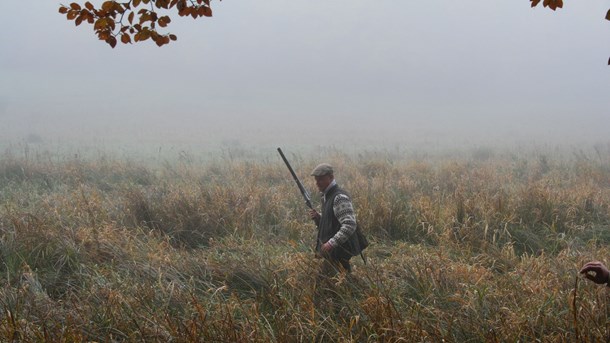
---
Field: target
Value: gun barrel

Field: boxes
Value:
[277,147,313,209]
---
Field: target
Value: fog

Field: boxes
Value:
[1,0,609,155]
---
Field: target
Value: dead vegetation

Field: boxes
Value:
[0,145,609,341]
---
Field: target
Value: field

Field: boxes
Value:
[1,143,609,342]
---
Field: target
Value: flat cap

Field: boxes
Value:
[311,163,334,176]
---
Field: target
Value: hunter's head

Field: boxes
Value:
[311,163,334,192]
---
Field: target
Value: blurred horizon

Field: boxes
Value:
[1,1,608,156]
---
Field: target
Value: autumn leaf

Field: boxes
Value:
[102,1,115,12]
[98,31,110,40]
[121,34,131,44]
[94,18,107,31]
[106,35,117,48]
[606,9,610,21]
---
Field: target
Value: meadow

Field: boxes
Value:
[0,143,609,342]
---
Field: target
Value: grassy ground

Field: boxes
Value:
[0,145,609,342]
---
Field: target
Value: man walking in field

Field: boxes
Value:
[308,163,364,274]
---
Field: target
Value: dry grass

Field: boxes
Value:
[0,145,609,341]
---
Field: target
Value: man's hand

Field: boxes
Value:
[580,261,610,285]
[321,241,333,254]
[308,209,321,223]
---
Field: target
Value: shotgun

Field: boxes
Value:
[277,147,313,209]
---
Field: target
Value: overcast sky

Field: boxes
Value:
[0,0,608,152]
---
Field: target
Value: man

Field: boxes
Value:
[580,261,610,286]
[308,163,363,274]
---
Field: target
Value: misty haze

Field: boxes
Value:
[0,0,609,341]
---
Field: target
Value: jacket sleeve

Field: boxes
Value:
[327,194,357,247]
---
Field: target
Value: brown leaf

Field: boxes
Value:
[59,6,69,14]
[70,3,82,10]
[67,11,78,20]
[169,34,177,41]
[139,30,151,41]
[180,7,192,17]
[114,2,126,14]
[75,15,84,26]
[133,0,142,7]
[102,1,115,12]
[140,13,151,23]
[94,18,107,31]
[98,31,110,40]
[606,9,610,21]
[202,7,212,17]
[530,0,541,7]
[121,34,131,44]
[85,1,94,10]
[128,11,135,24]
[106,36,117,48]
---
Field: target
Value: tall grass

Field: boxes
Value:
[0,145,609,341]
